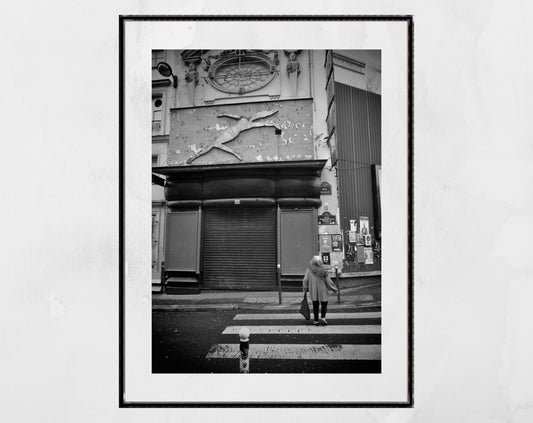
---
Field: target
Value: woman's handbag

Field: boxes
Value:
[299,293,310,320]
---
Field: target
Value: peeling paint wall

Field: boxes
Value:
[169,99,314,166]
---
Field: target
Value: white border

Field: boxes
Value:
[123,19,409,404]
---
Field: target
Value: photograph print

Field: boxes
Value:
[150,48,383,374]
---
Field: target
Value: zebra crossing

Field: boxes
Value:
[206,343,380,360]
[205,309,381,365]
[221,325,381,335]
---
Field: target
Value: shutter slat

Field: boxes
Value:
[202,207,277,290]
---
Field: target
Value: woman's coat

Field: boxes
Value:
[302,264,338,302]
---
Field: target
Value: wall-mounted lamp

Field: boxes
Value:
[156,61,177,88]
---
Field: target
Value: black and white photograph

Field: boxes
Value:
[121,17,411,405]
[150,48,384,375]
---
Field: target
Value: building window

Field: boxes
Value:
[152,50,165,68]
[152,210,160,272]
[152,96,163,134]
[206,50,277,94]
[151,155,159,185]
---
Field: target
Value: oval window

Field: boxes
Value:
[208,53,276,94]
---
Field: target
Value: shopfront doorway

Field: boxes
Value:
[202,206,277,290]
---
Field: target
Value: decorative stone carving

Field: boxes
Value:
[285,50,301,76]
[185,62,199,85]
[186,110,281,164]
[284,50,302,96]
[183,59,200,105]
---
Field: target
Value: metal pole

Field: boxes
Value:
[239,327,250,373]
[277,263,282,305]
[334,262,340,304]
[160,261,166,294]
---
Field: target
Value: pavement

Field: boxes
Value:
[152,281,381,312]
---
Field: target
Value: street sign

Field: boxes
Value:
[320,181,332,195]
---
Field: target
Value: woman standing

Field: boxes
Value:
[303,256,339,325]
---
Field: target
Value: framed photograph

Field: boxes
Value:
[120,16,412,406]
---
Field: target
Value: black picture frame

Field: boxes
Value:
[119,14,413,408]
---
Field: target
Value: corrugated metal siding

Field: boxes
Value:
[202,207,277,290]
[335,82,381,272]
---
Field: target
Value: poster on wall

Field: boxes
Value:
[350,219,357,232]
[321,252,331,266]
[345,244,356,262]
[364,247,374,264]
[349,231,357,243]
[360,216,370,236]
[319,234,332,252]
[356,246,366,264]
[331,234,343,251]
[365,234,372,247]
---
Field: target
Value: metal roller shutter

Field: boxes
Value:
[202,207,277,290]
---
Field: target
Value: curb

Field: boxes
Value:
[152,301,382,313]
[340,281,381,294]
[153,294,376,306]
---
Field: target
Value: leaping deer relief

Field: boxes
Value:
[186,109,281,164]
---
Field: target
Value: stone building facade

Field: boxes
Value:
[151,49,381,293]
